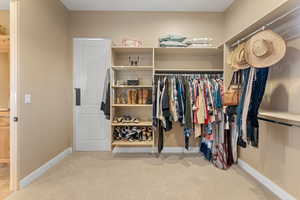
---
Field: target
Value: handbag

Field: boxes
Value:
[223,71,241,106]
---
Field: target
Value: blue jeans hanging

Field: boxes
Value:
[247,67,269,147]
[236,68,251,148]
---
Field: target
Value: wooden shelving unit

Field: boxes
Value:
[110,46,224,151]
[258,111,300,126]
[111,47,155,150]
[112,140,153,147]
[112,122,152,126]
[154,68,224,72]
[112,85,153,88]
[112,104,152,107]
[112,66,153,71]
[154,47,222,56]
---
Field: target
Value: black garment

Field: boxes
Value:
[247,67,269,147]
[158,121,164,153]
[184,79,192,129]
[224,130,234,166]
[183,79,192,150]
[162,78,172,131]
[100,83,110,120]
[152,78,158,127]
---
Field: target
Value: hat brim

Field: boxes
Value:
[245,30,286,68]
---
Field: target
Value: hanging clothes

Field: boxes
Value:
[100,69,111,119]
[241,68,256,142]
[153,74,224,156]
[193,79,206,138]
[161,77,173,131]
[169,78,179,122]
[225,106,238,163]
[183,78,193,149]
[236,68,251,148]
[247,67,269,147]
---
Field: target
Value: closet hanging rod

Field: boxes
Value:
[258,117,300,128]
[155,71,223,75]
[154,73,223,77]
[230,5,300,48]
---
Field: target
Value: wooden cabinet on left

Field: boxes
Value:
[0,111,9,164]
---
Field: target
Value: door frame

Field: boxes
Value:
[72,38,112,152]
[10,0,21,191]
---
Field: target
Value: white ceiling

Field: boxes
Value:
[61,0,235,12]
[0,0,235,12]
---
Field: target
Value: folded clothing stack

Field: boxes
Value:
[159,34,213,48]
[159,34,188,47]
[184,37,213,48]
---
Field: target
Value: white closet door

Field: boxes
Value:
[74,38,111,151]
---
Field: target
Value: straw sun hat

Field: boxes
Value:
[230,42,249,71]
[245,30,286,67]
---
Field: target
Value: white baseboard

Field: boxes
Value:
[20,147,73,189]
[113,147,199,154]
[238,159,296,200]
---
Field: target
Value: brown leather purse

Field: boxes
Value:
[223,71,242,106]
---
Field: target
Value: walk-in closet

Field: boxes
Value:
[1,0,300,200]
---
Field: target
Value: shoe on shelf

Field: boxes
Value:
[131,89,138,104]
[147,127,153,141]
[141,127,147,141]
[142,89,149,104]
[123,115,132,123]
[138,89,143,104]
[127,90,132,104]
[112,117,118,123]
[131,118,140,124]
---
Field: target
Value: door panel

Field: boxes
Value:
[74,39,111,151]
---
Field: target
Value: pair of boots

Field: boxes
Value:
[138,89,149,104]
[127,89,149,104]
[127,90,138,104]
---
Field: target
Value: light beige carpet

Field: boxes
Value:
[7,152,278,200]
[0,164,10,200]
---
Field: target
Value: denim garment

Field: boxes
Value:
[215,83,222,109]
[247,67,269,147]
[236,68,251,147]
[200,137,213,161]
[241,68,256,142]
[176,79,185,124]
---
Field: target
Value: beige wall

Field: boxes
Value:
[0,10,9,34]
[69,11,225,47]
[224,0,288,41]
[19,0,72,178]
